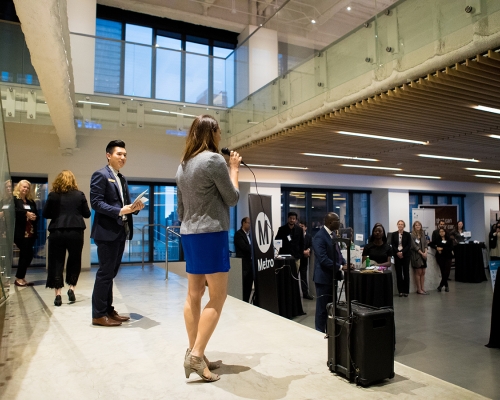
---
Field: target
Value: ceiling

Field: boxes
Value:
[238,50,500,184]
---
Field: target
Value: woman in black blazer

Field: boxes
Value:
[390,220,412,297]
[43,171,90,306]
[13,180,38,287]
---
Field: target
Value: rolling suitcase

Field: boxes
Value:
[327,237,395,387]
[327,301,395,386]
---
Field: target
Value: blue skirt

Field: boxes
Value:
[181,231,230,274]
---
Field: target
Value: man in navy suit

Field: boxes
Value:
[90,140,144,327]
[312,212,346,333]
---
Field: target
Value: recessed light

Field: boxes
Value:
[474,105,500,115]
[418,154,479,162]
[246,164,308,170]
[338,131,428,145]
[475,174,500,179]
[311,19,316,24]
[347,6,352,11]
[489,135,500,140]
[302,153,378,161]
[395,174,441,179]
[342,164,402,171]
[466,167,500,173]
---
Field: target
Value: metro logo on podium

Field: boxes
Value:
[249,194,278,313]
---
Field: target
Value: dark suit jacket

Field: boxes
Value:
[275,223,304,260]
[429,228,449,249]
[390,230,411,258]
[312,228,345,285]
[43,190,91,231]
[90,165,134,241]
[13,197,38,243]
[234,228,251,259]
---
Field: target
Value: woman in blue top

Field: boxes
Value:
[176,115,241,382]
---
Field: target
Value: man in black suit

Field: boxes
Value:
[275,212,304,272]
[234,216,253,302]
[299,220,313,300]
[312,212,346,333]
[90,140,145,327]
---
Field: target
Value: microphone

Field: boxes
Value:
[221,147,247,166]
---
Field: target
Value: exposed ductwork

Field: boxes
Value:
[13,0,77,153]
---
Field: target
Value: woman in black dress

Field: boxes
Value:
[43,170,91,306]
[362,223,392,268]
[13,180,38,287]
[390,220,412,297]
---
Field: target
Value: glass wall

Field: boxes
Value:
[90,182,236,264]
[0,94,13,304]
[281,188,370,246]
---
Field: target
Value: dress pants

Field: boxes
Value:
[314,282,333,333]
[394,256,410,294]
[299,258,310,296]
[14,237,36,280]
[436,257,452,288]
[92,233,126,319]
[242,258,254,303]
[46,229,84,289]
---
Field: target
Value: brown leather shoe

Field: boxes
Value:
[108,310,130,322]
[92,316,122,327]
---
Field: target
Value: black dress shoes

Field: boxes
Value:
[54,295,62,307]
[92,316,121,327]
[67,289,76,302]
[108,310,130,322]
[303,294,314,300]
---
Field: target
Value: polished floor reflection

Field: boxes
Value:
[0,266,495,399]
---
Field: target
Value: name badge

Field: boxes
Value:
[287,235,292,241]
[23,204,31,210]
[108,178,116,182]
[415,239,420,244]
[442,240,446,244]
[398,246,402,251]
[2,205,8,209]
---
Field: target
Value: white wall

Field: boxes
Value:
[67,0,96,94]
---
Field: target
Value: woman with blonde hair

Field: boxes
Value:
[176,115,241,382]
[13,179,38,287]
[43,170,90,306]
[411,220,428,295]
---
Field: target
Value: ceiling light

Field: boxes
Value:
[347,6,352,11]
[152,109,196,117]
[341,164,402,171]
[338,131,428,145]
[418,154,479,162]
[395,174,441,179]
[311,19,316,24]
[489,135,500,140]
[246,164,308,170]
[474,105,500,115]
[302,152,378,161]
[77,100,109,106]
[475,174,500,179]
[466,167,500,173]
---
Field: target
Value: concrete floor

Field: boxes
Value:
[0,265,496,399]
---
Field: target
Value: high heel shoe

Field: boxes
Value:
[68,289,76,302]
[184,354,220,382]
[185,348,221,370]
[54,295,62,306]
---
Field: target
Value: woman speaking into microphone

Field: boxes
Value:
[176,115,241,382]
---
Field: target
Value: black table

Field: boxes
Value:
[454,242,487,283]
[274,257,305,319]
[348,270,393,308]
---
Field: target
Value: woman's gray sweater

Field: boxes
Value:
[176,151,239,235]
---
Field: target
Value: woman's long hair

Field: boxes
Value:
[412,220,423,237]
[51,170,78,193]
[13,180,34,201]
[181,115,220,163]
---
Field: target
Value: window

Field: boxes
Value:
[95,19,123,94]
[155,34,182,101]
[408,192,465,229]
[281,188,370,246]
[124,24,152,98]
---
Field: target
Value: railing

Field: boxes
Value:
[141,224,181,280]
